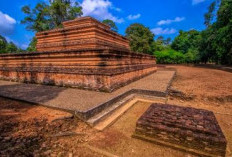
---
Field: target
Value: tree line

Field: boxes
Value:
[0,0,231,65]
[0,35,21,53]
[125,0,232,65]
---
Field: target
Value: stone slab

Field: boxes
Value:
[133,103,227,157]
[0,71,175,113]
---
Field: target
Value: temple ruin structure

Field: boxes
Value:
[0,17,157,92]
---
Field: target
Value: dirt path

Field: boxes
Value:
[0,65,231,156]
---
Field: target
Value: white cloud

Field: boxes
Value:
[127,14,141,20]
[111,7,121,12]
[157,17,185,26]
[0,11,16,35]
[81,0,124,23]
[151,27,177,35]
[192,0,206,5]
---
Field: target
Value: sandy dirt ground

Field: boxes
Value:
[0,65,231,157]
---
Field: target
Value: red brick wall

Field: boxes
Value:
[0,49,156,92]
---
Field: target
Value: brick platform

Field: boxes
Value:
[36,16,130,52]
[133,103,227,157]
[0,49,156,92]
[0,17,157,92]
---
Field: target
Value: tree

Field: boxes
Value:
[199,0,232,64]
[21,2,50,32]
[49,0,83,28]
[204,1,216,27]
[0,35,7,53]
[21,0,83,51]
[21,0,83,32]
[0,35,20,53]
[5,42,18,53]
[164,37,171,46]
[171,30,201,54]
[125,23,154,54]
[27,37,37,52]
[102,19,118,32]
[157,36,164,43]
[211,0,232,64]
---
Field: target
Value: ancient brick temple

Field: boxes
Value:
[0,17,157,92]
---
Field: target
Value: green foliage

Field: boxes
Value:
[0,35,19,53]
[21,3,50,32]
[151,41,164,52]
[164,37,171,46]
[204,1,216,27]
[154,48,200,64]
[199,0,232,65]
[125,23,154,54]
[27,37,37,52]
[185,48,200,63]
[154,49,186,64]
[0,35,7,53]
[151,36,172,52]
[21,0,83,32]
[49,0,83,28]
[102,19,118,32]
[5,42,18,53]
[170,0,232,65]
[171,30,201,54]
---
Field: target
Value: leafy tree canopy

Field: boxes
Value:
[0,35,20,53]
[27,37,37,52]
[21,0,83,32]
[21,0,83,51]
[171,30,201,54]
[6,42,18,53]
[0,35,7,53]
[102,19,118,32]
[125,23,154,54]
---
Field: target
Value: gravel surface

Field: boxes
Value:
[0,71,175,112]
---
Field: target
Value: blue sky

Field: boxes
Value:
[0,0,213,49]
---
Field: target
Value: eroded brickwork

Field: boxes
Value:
[0,17,157,92]
[0,49,156,92]
[134,103,227,156]
[36,17,130,52]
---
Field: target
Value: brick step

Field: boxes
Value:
[87,95,167,131]
[86,94,136,127]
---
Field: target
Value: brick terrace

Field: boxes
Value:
[134,103,227,157]
[0,17,157,92]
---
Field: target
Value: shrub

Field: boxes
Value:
[154,49,186,64]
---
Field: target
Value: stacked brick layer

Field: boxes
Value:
[36,17,130,52]
[134,103,227,156]
[0,49,156,92]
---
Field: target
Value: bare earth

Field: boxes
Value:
[0,65,232,157]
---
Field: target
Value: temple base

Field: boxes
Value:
[0,48,157,92]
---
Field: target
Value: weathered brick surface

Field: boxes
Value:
[36,17,130,52]
[0,17,157,92]
[135,103,227,156]
[0,49,156,92]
